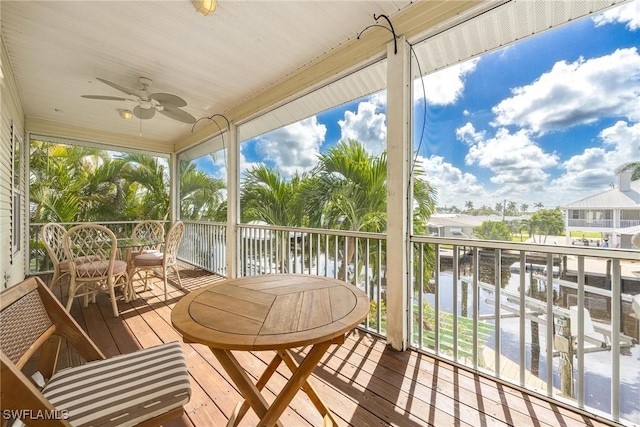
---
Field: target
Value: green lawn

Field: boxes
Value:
[570,231,601,238]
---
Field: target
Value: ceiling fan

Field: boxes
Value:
[82,77,196,124]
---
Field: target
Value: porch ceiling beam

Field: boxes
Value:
[175,0,493,152]
[26,117,172,154]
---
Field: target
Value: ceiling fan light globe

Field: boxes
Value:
[193,0,216,16]
[118,109,133,120]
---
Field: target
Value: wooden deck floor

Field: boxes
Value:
[41,262,613,427]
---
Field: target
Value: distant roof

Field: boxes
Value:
[562,180,640,209]
[613,224,640,235]
[428,214,527,227]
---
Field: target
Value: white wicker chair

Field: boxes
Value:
[130,221,184,301]
[41,223,70,290]
[130,220,165,257]
[62,224,129,317]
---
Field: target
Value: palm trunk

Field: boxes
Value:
[337,236,356,282]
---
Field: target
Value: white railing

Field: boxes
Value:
[619,219,640,228]
[238,223,387,336]
[29,219,640,424]
[567,219,614,228]
[410,236,640,426]
[179,220,227,276]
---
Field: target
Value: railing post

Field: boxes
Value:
[227,122,239,278]
[386,35,410,351]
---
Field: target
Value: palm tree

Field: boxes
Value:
[30,141,129,222]
[241,165,305,226]
[300,139,435,281]
[529,209,564,243]
[464,200,474,213]
[534,202,544,211]
[520,203,529,214]
[621,162,640,180]
[120,153,170,220]
[179,161,226,221]
[240,165,307,272]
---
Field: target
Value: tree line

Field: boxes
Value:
[30,139,437,234]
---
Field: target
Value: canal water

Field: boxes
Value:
[425,272,640,424]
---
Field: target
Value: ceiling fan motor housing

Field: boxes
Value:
[139,77,153,88]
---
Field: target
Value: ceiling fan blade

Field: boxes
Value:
[133,105,156,120]
[150,93,187,107]
[95,77,139,97]
[81,95,129,101]
[159,107,196,124]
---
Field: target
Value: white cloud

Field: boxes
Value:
[254,117,326,178]
[338,99,387,155]
[592,0,640,31]
[458,123,559,194]
[415,155,487,208]
[204,149,228,180]
[238,151,261,177]
[492,48,640,133]
[456,122,485,146]
[547,121,640,203]
[415,59,479,106]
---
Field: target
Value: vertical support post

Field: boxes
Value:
[546,253,554,396]
[386,35,410,351]
[519,252,526,386]
[611,259,621,421]
[170,152,178,224]
[227,123,239,278]
[577,256,585,407]
[494,249,501,377]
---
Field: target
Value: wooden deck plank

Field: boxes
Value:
[298,338,500,427]
[35,266,616,427]
[126,288,234,427]
[344,329,610,427]
[138,282,313,427]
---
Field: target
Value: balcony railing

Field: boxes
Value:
[27,221,640,425]
[410,236,640,425]
[567,219,614,228]
[619,219,640,228]
[237,223,387,336]
[179,220,227,276]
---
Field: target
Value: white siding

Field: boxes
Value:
[1,34,26,288]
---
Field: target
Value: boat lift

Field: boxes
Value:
[469,276,636,397]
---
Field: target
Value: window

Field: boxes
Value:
[11,125,23,260]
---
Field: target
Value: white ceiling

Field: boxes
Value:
[1,0,413,146]
[3,0,625,152]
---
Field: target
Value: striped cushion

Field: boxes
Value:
[42,341,191,427]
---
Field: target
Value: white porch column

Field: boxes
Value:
[386,36,411,351]
[227,123,239,278]
[170,152,178,223]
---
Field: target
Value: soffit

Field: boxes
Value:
[1,0,411,148]
[215,0,628,150]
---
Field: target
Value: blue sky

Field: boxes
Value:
[196,1,640,210]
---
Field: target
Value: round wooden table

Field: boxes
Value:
[172,274,370,427]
